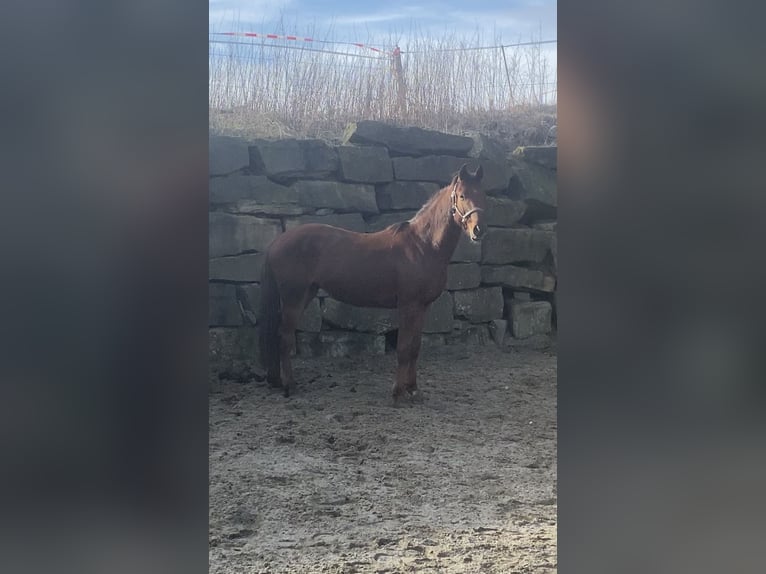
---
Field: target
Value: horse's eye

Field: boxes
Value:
[459,194,465,200]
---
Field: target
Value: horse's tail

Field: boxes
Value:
[258,256,281,377]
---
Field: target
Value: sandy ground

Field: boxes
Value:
[209,342,557,573]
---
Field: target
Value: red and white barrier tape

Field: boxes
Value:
[211,32,391,55]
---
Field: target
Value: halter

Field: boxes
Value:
[450,180,484,229]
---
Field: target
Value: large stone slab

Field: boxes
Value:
[365,211,418,233]
[446,263,481,291]
[249,139,339,180]
[343,120,473,157]
[421,334,446,348]
[509,300,552,339]
[450,234,482,263]
[209,327,259,363]
[297,298,322,332]
[297,331,385,357]
[446,322,491,346]
[480,265,555,292]
[512,145,557,170]
[485,197,526,227]
[467,132,507,163]
[508,156,557,208]
[209,136,250,176]
[423,291,454,333]
[209,174,297,204]
[392,155,471,184]
[284,213,366,233]
[293,180,378,214]
[488,319,508,346]
[209,213,282,257]
[322,299,397,334]
[453,287,504,323]
[209,253,265,282]
[479,160,513,194]
[337,145,393,183]
[375,181,438,211]
[481,228,553,264]
[209,283,242,326]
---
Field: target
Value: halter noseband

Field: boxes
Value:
[450,180,484,229]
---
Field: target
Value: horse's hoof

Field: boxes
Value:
[283,386,291,398]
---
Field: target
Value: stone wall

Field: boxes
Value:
[209,120,557,360]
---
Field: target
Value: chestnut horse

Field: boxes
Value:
[259,163,486,400]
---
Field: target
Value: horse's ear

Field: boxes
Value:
[458,163,469,181]
[474,164,484,181]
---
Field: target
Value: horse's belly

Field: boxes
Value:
[321,278,398,309]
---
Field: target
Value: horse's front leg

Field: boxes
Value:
[393,303,426,401]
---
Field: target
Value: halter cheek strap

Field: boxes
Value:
[450,181,484,229]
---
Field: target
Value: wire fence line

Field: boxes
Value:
[209,32,557,135]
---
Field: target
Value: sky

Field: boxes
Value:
[209,0,556,53]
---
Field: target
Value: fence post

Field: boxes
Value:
[391,46,407,117]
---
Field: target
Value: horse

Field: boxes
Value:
[258,163,487,400]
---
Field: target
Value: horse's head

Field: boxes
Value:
[450,163,486,242]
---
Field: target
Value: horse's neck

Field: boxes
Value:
[411,188,461,261]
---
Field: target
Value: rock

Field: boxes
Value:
[512,145,557,170]
[488,319,508,346]
[293,180,378,214]
[480,265,555,292]
[420,334,446,348]
[509,291,532,301]
[485,197,526,227]
[508,156,557,211]
[209,213,282,257]
[481,228,553,264]
[322,299,397,334]
[284,213,366,233]
[235,284,261,324]
[299,331,386,357]
[222,202,310,217]
[375,181,438,211]
[467,132,507,163]
[209,253,265,282]
[451,234,482,263]
[209,175,298,204]
[453,287,504,322]
[209,283,242,326]
[343,120,473,157]
[209,136,250,176]
[392,156,471,184]
[532,221,557,231]
[365,211,418,233]
[209,327,259,363]
[446,323,491,346]
[423,291,454,333]
[479,160,513,194]
[337,146,393,183]
[297,298,322,332]
[446,263,481,290]
[509,301,552,339]
[249,139,339,180]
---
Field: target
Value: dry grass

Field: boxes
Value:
[209,23,557,142]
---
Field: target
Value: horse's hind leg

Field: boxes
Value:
[278,303,301,397]
[393,303,426,401]
[278,286,316,397]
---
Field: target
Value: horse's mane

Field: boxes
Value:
[409,176,454,230]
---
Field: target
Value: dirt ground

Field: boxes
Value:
[209,342,557,574]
